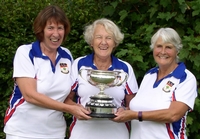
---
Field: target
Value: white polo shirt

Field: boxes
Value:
[69,53,138,139]
[129,62,197,139]
[4,41,73,138]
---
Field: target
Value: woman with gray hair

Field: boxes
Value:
[113,27,197,139]
[150,27,183,63]
[65,18,138,139]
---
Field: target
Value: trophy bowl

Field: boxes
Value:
[79,69,128,118]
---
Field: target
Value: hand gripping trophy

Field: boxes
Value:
[79,69,128,118]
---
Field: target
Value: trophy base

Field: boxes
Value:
[88,113,116,118]
[86,94,117,118]
[86,105,117,118]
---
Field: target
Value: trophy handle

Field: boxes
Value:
[79,69,97,85]
[79,69,88,82]
[115,71,128,86]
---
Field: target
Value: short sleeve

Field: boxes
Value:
[125,62,139,95]
[175,70,197,110]
[13,45,36,78]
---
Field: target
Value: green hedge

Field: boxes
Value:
[0,0,199,139]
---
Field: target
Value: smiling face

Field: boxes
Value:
[41,19,65,51]
[153,37,178,69]
[91,24,116,60]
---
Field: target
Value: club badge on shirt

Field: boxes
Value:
[60,63,69,74]
[162,81,174,93]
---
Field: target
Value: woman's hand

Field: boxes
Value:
[112,110,136,123]
[69,104,92,120]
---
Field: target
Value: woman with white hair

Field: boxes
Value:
[65,18,138,139]
[113,27,197,139]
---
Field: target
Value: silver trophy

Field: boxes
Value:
[79,69,128,118]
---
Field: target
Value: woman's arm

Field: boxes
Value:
[16,77,91,120]
[113,101,189,123]
[64,91,77,105]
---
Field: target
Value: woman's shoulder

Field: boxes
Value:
[17,43,33,50]
[15,43,33,55]
[60,46,72,55]
[185,68,197,81]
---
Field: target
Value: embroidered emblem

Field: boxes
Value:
[162,81,174,93]
[60,63,69,74]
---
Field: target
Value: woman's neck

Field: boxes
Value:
[93,57,112,70]
[157,63,178,81]
[40,42,57,65]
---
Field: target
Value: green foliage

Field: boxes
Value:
[0,0,200,139]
